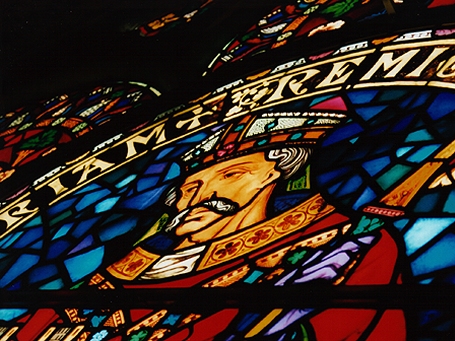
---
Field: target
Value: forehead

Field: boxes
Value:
[183,152,272,183]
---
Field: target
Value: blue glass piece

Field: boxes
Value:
[414,193,439,213]
[244,270,263,284]
[95,196,120,213]
[317,167,350,185]
[0,309,28,321]
[0,232,23,249]
[156,147,174,160]
[410,92,431,109]
[427,93,455,120]
[64,246,104,282]
[69,235,94,255]
[30,240,43,249]
[354,106,387,121]
[349,137,358,144]
[393,219,409,232]
[164,163,181,181]
[137,177,159,192]
[396,146,413,158]
[404,218,455,255]
[121,185,167,210]
[48,198,78,217]
[353,187,376,210]
[321,123,363,146]
[237,313,260,332]
[336,175,363,197]
[144,163,167,175]
[407,145,440,163]
[22,216,43,228]
[47,240,71,259]
[75,183,102,195]
[398,94,415,108]
[362,156,390,176]
[309,95,334,106]
[328,181,342,195]
[115,174,137,189]
[30,264,58,283]
[411,234,455,276]
[0,254,40,288]
[405,129,434,142]
[163,314,181,326]
[39,278,64,290]
[76,189,111,212]
[347,90,378,104]
[72,217,102,238]
[177,132,207,143]
[53,223,73,240]
[390,115,414,133]
[443,190,455,213]
[98,217,139,242]
[12,227,42,248]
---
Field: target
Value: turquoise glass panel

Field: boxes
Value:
[52,223,73,240]
[405,129,434,142]
[443,190,455,213]
[407,145,440,162]
[98,217,139,242]
[0,232,23,249]
[411,234,455,276]
[377,164,413,190]
[396,146,413,158]
[95,196,120,213]
[39,278,64,290]
[309,95,334,106]
[115,174,137,188]
[64,246,104,282]
[75,189,111,212]
[164,163,181,181]
[353,187,376,210]
[0,309,28,321]
[404,217,455,255]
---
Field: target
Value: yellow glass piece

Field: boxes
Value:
[245,309,283,338]
[107,247,160,280]
[381,162,443,207]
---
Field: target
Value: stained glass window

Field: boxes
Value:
[2,2,455,341]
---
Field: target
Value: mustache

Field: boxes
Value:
[165,196,239,232]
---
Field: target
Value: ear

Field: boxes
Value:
[261,168,281,187]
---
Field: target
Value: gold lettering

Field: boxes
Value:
[176,109,213,130]
[317,56,366,88]
[37,327,56,341]
[72,158,115,185]
[125,123,166,159]
[361,49,421,80]
[406,47,449,77]
[436,55,455,78]
[0,200,38,236]
[263,75,294,104]
[288,69,321,95]
[47,177,68,196]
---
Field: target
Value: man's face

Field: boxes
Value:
[174,152,281,240]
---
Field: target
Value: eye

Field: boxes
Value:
[181,185,198,197]
[223,170,246,179]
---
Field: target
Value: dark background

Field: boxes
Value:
[1,0,452,113]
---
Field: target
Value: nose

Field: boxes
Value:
[189,181,215,207]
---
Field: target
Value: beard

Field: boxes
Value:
[165,196,239,233]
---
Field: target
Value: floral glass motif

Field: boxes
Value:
[3,25,455,340]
